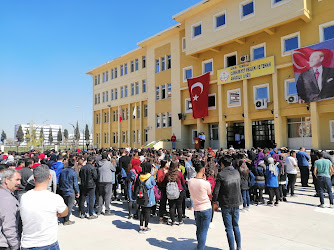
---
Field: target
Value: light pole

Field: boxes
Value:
[69,123,75,149]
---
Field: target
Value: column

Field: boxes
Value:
[117,106,121,148]
[140,100,143,147]
[243,79,253,149]
[100,110,102,148]
[218,84,227,149]
[108,107,111,147]
[310,102,320,149]
[272,72,284,148]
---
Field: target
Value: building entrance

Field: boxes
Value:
[252,120,275,148]
[227,122,245,149]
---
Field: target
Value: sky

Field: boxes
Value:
[0,0,199,138]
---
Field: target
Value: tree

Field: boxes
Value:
[1,130,7,142]
[57,128,62,143]
[25,124,38,148]
[85,124,90,150]
[16,126,24,143]
[25,128,30,144]
[48,127,53,145]
[74,122,80,147]
[39,128,45,145]
[64,129,69,147]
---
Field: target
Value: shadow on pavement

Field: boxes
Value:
[287,200,318,207]
[146,237,221,250]
[112,219,138,231]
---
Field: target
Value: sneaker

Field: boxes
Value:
[283,197,287,202]
[143,228,151,233]
[178,221,184,226]
[318,204,325,208]
[274,202,279,206]
[88,215,98,220]
[209,222,215,229]
[159,218,165,224]
[127,215,133,219]
[182,215,189,219]
[64,221,75,226]
[290,194,297,197]
[267,202,274,207]
[138,229,145,234]
[133,214,139,220]
[104,211,115,216]
[80,214,86,219]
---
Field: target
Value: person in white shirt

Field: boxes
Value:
[20,165,68,250]
[285,150,298,197]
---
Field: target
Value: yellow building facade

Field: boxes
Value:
[87,0,334,150]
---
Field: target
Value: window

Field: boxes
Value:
[122,109,125,120]
[251,43,266,61]
[227,88,241,107]
[135,82,139,95]
[126,108,129,120]
[98,75,100,84]
[106,71,109,81]
[122,131,126,143]
[167,83,172,98]
[124,63,128,75]
[288,117,312,138]
[131,83,135,96]
[115,88,118,99]
[94,94,97,105]
[98,93,100,104]
[240,0,254,20]
[155,59,160,73]
[202,59,213,74]
[161,84,166,99]
[116,132,118,143]
[142,80,146,93]
[253,83,270,103]
[162,113,166,128]
[144,104,148,117]
[114,67,118,78]
[116,110,118,121]
[96,134,99,144]
[182,37,186,52]
[103,92,105,102]
[131,60,134,72]
[271,0,291,8]
[132,106,136,119]
[224,51,237,68]
[284,79,297,100]
[113,133,116,144]
[120,87,124,98]
[137,130,140,143]
[111,69,114,79]
[330,120,334,142]
[144,129,148,142]
[281,32,300,56]
[103,73,105,83]
[137,106,140,119]
[104,133,106,144]
[94,76,97,85]
[135,59,139,71]
[208,93,216,110]
[183,66,193,82]
[319,20,334,42]
[120,65,124,76]
[161,57,166,71]
[106,91,109,102]
[156,86,160,100]
[96,114,99,124]
[156,114,161,128]
[125,85,128,97]
[185,98,193,113]
[167,55,171,69]
[133,130,136,143]
[214,11,226,31]
[111,89,114,100]
[142,56,146,68]
[167,112,172,127]
[191,21,202,39]
[104,113,107,123]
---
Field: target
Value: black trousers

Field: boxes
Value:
[287,174,297,195]
[268,187,280,202]
[279,184,287,199]
[159,187,167,217]
[255,187,264,202]
[299,166,310,186]
[169,191,184,222]
[79,187,95,216]
[128,200,138,216]
[140,206,151,227]
[63,194,75,222]
[312,171,320,195]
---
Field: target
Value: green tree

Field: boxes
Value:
[39,128,45,145]
[74,122,80,142]
[85,124,90,141]
[57,128,62,143]
[1,130,7,142]
[16,126,24,143]
[64,129,69,147]
[48,127,53,145]
[25,128,30,144]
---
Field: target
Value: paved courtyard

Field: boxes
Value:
[58,183,334,250]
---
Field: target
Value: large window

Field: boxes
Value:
[142,80,146,93]
[124,63,128,75]
[224,51,237,68]
[167,55,171,69]
[253,83,269,103]
[122,131,126,143]
[98,93,100,104]
[142,56,146,68]
[281,32,300,56]
[284,79,297,100]
[114,67,118,78]
[167,112,172,127]
[271,0,290,8]
[131,60,134,72]
[319,20,334,42]
[185,98,193,113]
[251,43,266,61]
[114,88,118,99]
[135,82,139,95]
[111,69,114,79]
[125,85,128,97]
[103,92,105,102]
[155,59,160,73]
[120,87,124,98]
[214,11,226,31]
[131,83,135,96]
[144,104,148,117]
[120,65,124,76]
[182,37,186,52]
[156,86,160,100]
[135,59,139,71]
[144,129,148,142]
[137,106,140,119]
[227,88,241,107]
[183,66,193,82]
[106,91,109,102]
[161,84,166,99]
[161,57,166,71]
[111,89,114,100]
[202,59,213,74]
[106,71,108,81]
[162,113,166,128]
[167,83,172,98]
[208,93,216,110]
[240,0,254,20]
[156,114,161,128]
[288,117,312,138]
[191,21,202,39]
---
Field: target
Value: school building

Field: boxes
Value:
[87,0,334,150]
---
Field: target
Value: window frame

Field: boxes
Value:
[167,83,172,98]
[120,65,124,76]
[253,83,270,103]
[240,0,255,21]
[124,63,128,75]
[213,10,227,31]
[125,85,128,97]
[319,20,334,42]
[250,42,266,61]
[142,56,146,68]
[208,93,217,110]
[271,0,291,8]
[202,58,214,75]
[161,84,166,99]
[183,66,193,82]
[182,37,186,52]
[227,88,242,108]
[281,31,300,57]
[135,58,139,71]
[156,86,160,100]
[161,56,166,71]
[156,114,161,128]
[131,83,135,96]
[330,120,334,142]
[144,104,148,117]
[135,82,139,95]
[162,113,167,128]
[142,80,146,93]
[131,60,134,72]
[284,78,297,100]
[155,59,160,73]
[191,21,203,40]
[224,51,238,68]
[167,112,172,127]
[185,98,193,113]
[167,55,171,69]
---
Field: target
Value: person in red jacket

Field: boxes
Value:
[157,160,169,223]
[171,133,176,150]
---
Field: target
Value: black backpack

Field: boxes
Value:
[135,177,149,206]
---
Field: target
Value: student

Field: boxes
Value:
[266,157,280,206]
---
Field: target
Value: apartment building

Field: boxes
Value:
[87,0,334,150]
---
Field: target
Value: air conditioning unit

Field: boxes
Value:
[255,99,268,109]
[240,54,250,63]
[287,95,298,104]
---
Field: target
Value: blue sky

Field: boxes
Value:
[0,0,199,138]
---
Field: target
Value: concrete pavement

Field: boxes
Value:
[58,183,334,250]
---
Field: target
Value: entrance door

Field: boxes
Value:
[210,124,219,149]
[252,120,275,148]
[227,122,245,149]
[192,129,198,144]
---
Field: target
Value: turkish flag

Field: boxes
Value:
[187,72,210,119]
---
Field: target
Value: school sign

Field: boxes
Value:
[218,56,275,84]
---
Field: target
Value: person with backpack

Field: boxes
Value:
[135,162,156,233]
[266,157,280,206]
[126,163,139,219]
[253,152,266,205]
[239,161,250,211]
[157,160,169,224]
[166,161,185,226]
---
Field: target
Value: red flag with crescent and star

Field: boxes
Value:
[187,72,210,119]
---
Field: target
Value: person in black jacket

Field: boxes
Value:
[118,150,131,199]
[213,156,243,250]
[17,159,33,201]
[79,156,98,219]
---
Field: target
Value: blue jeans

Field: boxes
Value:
[222,207,241,250]
[318,176,334,205]
[194,208,212,250]
[21,241,60,250]
[172,141,176,149]
[241,190,250,208]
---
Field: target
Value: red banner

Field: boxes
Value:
[187,72,210,119]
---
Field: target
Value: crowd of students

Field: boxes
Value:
[0,146,333,250]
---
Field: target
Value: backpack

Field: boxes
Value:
[249,171,256,187]
[166,181,180,200]
[135,178,149,206]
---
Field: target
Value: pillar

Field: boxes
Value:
[310,102,320,149]
[243,79,253,149]
[218,84,227,149]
